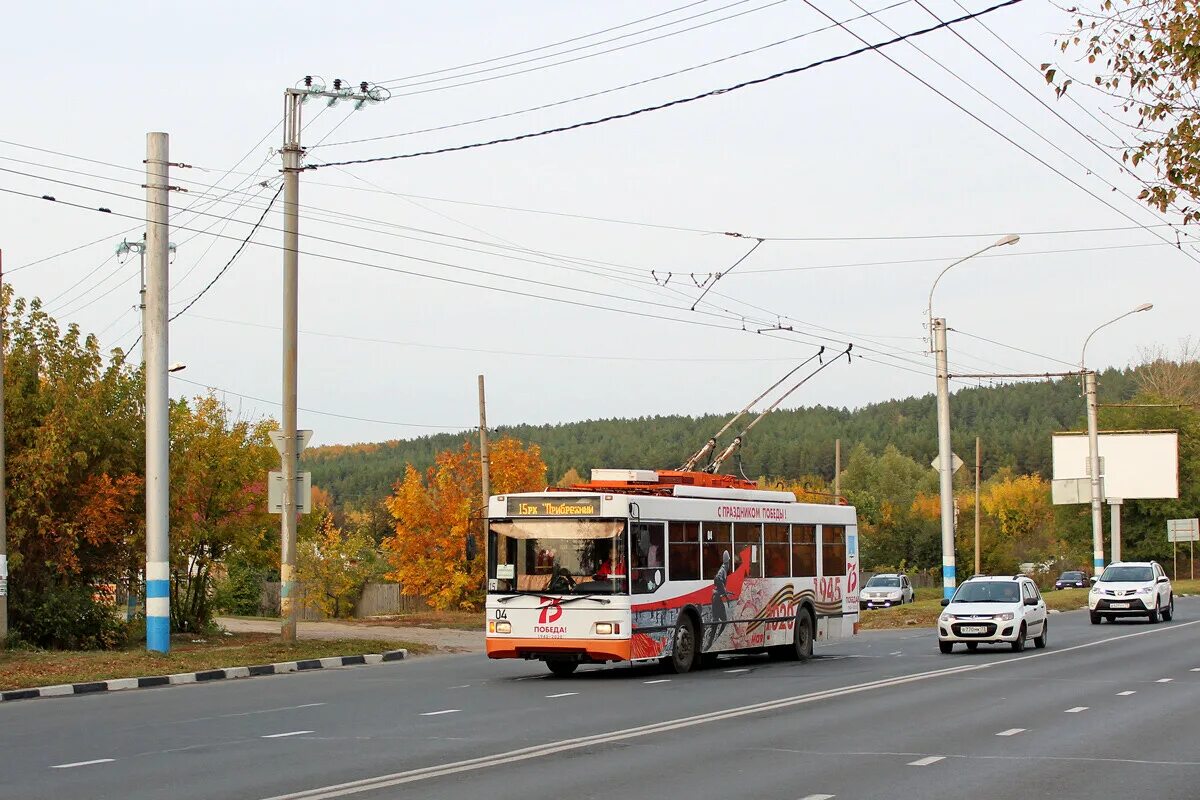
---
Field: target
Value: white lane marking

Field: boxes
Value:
[51,758,115,769]
[643,679,671,685]
[724,668,750,674]
[419,709,460,717]
[1064,707,1088,713]
[262,731,314,739]
[222,703,325,719]
[995,728,1026,736]
[889,651,903,656]
[449,684,471,689]
[1117,691,1137,696]
[260,620,1200,800]
[545,692,578,699]
[1191,668,1200,672]
[799,794,836,799]
[1156,678,1173,683]
[908,756,945,766]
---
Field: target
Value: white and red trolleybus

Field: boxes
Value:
[485,468,860,676]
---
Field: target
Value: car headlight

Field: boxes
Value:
[939,613,953,623]
[996,612,1015,621]
[1089,587,1099,595]
[1136,586,1154,595]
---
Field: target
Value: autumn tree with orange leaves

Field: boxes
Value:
[383,438,545,610]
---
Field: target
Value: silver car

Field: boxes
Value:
[859,573,915,609]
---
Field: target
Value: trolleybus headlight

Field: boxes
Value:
[490,620,511,634]
[594,622,620,635]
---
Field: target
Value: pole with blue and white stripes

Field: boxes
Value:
[933,318,957,600]
[144,132,171,653]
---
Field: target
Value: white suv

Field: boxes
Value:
[938,575,1048,654]
[1088,561,1174,624]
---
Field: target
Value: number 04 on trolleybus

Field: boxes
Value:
[485,468,860,676]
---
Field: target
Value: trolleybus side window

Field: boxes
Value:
[702,521,732,580]
[734,522,763,579]
[822,524,847,577]
[631,522,665,593]
[763,523,790,578]
[668,521,700,581]
[792,524,816,577]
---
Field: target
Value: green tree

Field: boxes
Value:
[1045,1,1200,221]
[168,395,277,631]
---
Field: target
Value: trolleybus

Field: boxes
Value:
[485,468,860,675]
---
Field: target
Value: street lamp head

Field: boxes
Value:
[167,362,187,373]
[994,234,1020,247]
[1134,303,1153,313]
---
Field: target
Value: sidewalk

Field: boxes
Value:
[216,617,484,654]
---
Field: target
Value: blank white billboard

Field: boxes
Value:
[1052,430,1178,500]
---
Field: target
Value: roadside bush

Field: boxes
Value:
[10,582,128,650]
[213,560,269,616]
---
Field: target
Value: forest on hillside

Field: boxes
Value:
[304,368,1142,508]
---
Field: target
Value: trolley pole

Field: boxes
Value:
[144,132,172,653]
[278,78,386,640]
[833,438,841,501]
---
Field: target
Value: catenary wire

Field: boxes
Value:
[308,0,1027,170]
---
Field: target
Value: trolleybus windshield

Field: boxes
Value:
[489,519,628,595]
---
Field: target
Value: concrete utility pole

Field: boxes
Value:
[974,436,981,577]
[932,318,956,599]
[144,133,171,653]
[279,78,385,641]
[1109,499,1122,563]
[1080,303,1152,575]
[0,250,7,643]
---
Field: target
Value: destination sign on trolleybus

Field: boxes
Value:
[506,496,601,516]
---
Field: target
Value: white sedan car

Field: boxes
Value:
[938,575,1048,653]
[859,573,915,609]
[1089,562,1175,624]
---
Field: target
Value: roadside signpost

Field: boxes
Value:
[1167,518,1198,580]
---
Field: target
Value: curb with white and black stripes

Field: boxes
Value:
[0,648,408,703]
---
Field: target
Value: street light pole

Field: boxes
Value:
[927,234,1019,600]
[1081,303,1153,573]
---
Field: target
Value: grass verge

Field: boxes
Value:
[0,632,430,692]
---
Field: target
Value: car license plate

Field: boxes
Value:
[960,625,986,634]
[1109,602,1129,609]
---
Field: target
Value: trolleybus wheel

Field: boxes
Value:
[663,614,699,674]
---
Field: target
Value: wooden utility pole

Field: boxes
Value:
[974,436,981,576]
[833,438,841,502]
[478,374,490,510]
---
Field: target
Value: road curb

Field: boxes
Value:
[0,649,408,704]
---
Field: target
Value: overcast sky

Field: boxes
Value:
[3,0,1194,447]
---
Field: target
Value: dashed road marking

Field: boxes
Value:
[449,684,471,689]
[908,756,946,766]
[1117,691,1136,696]
[51,759,114,769]
[262,731,314,739]
[1191,668,1200,672]
[724,668,750,674]
[545,692,578,699]
[995,728,1026,737]
[1064,707,1088,713]
[643,679,671,685]
[889,651,903,656]
[419,709,460,717]
[1156,678,1174,683]
[798,794,835,800]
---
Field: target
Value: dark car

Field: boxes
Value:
[1054,570,1088,590]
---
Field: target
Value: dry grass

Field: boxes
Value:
[0,633,429,692]
[354,610,483,631]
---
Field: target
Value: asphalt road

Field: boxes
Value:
[3,601,1198,800]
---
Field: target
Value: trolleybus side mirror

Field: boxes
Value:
[466,534,478,563]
